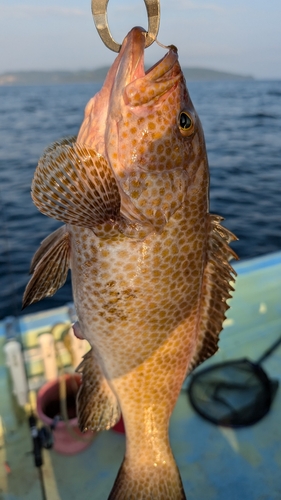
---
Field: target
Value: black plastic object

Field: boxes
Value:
[29,414,43,467]
[28,414,51,500]
[188,334,281,427]
[39,425,53,449]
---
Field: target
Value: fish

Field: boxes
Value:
[23,26,238,500]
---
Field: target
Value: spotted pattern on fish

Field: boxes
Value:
[121,169,188,232]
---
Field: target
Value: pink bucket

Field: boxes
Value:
[37,373,94,454]
[112,416,125,434]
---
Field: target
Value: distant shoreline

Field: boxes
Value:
[0,67,254,86]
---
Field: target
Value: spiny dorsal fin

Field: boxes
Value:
[76,348,121,432]
[22,225,70,309]
[189,214,238,369]
[31,138,121,229]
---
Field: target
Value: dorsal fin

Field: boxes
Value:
[31,138,121,229]
[189,214,238,369]
[22,225,70,309]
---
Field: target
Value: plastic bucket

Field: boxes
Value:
[37,373,94,454]
[112,416,125,434]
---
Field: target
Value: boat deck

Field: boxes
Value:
[0,252,281,499]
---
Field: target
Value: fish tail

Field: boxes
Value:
[108,457,186,500]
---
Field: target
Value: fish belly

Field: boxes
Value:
[70,165,208,433]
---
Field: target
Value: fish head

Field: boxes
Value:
[76,27,209,235]
[108,26,207,182]
[78,27,207,183]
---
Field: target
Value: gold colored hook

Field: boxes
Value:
[91,0,160,52]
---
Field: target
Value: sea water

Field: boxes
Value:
[0,80,280,319]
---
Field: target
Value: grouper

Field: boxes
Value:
[23,26,237,500]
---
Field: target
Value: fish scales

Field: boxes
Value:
[23,27,237,500]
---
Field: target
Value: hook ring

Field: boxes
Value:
[91,0,160,52]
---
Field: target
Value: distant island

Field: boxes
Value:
[0,67,254,86]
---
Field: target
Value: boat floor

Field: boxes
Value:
[0,252,281,500]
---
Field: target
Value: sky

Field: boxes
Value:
[0,0,281,79]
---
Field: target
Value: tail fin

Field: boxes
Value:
[108,458,186,500]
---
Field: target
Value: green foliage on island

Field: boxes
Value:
[0,67,253,86]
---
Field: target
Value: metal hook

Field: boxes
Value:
[91,0,160,52]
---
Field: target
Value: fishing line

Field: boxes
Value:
[155,38,177,52]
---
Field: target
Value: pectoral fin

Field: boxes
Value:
[31,137,121,230]
[76,348,121,432]
[22,225,70,309]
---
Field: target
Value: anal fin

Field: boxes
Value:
[76,348,121,432]
[22,225,70,309]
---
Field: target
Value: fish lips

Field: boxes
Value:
[121,27,181,106]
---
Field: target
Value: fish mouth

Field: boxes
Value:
[123,26,179,80]
[117,27,181,106]
[144,44,179,78]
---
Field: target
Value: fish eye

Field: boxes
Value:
[178,111,193,135]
